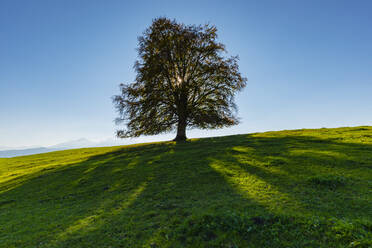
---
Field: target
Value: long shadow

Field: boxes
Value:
[1,133,371,247]
[206,134,372,219]
[0,142,269,247]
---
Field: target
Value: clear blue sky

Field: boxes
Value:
[1,0,371,147]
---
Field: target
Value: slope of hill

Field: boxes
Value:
[1,127,371,247]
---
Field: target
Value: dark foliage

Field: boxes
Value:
[113,18,247,141]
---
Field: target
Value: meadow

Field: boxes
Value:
[1,126,371,247]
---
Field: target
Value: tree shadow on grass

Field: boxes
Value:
[1,133,371,247]
[205,134,372,219]
[1,142,270,247]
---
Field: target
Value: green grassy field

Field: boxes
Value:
[1,127,371,247]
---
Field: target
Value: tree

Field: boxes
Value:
[113,18,247,141]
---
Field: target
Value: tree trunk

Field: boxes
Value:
[174,91,188,141]
[174,117,187,141]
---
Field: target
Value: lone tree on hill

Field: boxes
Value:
[113,18,247,141]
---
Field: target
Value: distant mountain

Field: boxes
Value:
[50,138,98,149]
[0,138,130,158]
[0,147,60,158]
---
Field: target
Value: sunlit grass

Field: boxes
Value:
[0,126,371,247]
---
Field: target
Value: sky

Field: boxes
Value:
[0,0,371,148]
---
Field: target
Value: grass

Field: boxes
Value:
[0,126,371,247]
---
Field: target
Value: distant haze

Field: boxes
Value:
[0,138,126,158]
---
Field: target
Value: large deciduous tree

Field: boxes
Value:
[113,18,247,141]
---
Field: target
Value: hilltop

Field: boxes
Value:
[1,127,371,247]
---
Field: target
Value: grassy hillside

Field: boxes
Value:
[1,127,371,247]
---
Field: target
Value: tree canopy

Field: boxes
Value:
[113,17,247,141]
